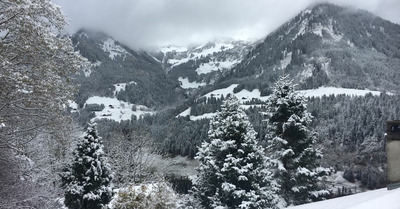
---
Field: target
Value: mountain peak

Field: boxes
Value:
[222,3,400,93]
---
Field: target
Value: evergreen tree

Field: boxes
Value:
[63,124,114,209]
[193,95,279,209]
[263,76,329,206]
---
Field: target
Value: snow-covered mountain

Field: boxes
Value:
[154,40,254,90]
[165,3,400,192]
[71,29,186,122]
[219,3,400,93]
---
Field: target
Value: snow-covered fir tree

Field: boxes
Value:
[62,123,113,209]
[193,95,279,209]
[263,76,329,206]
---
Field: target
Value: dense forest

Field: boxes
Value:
[77,92,398,191]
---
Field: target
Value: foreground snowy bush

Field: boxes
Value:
[112,181,178,209]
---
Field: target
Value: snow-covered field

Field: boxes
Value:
[177,85,390,120]
[195,60,239,75]
[298,87,382,97]
[85,96,154,122]
[291,188,400,209]
[113,81,137,94]
[202,85,384,102]
[178,77,206,89]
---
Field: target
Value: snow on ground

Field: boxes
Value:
[280,51,292,69]
[195,59,239,75]
[218,60,239,69]
[166,42,238,69]
[298,87,382,97]
[168,57,190,68]
[178,77,206,89]
[311,20,343,43]
[325,171,364,194]
[290,188,400,209]
[194,43,235,57]
[113,81,137,94]
[190,112,218,121]
[196,63,218,75]
[101,38,129,60]
[85,96,154,122]
[177,107,191,117]
[68,100,78,112]
[177,85,389,120]
[201,84,239,99]
[294,17,308,40]
[201,84,268,103]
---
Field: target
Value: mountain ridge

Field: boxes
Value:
[215,3,400,93]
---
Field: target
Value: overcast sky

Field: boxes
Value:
[53,0,400,50]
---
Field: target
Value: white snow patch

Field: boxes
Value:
[300,57,331,80]
[195,59,239,75]
[101,38,129,60]
[180,85,387,121]
[218,60,239,69]
[294,18,308,40]
[196,63,218,74]
[201,84,269,103]
[290,188,400,209]
[85,96,154,122]
[312,23,324,37]
[324,19,343,42]
[298,87,382,98]
[113,81,137,95]
[176,107,191,118]
[281,52,292,69]
[347,40,355,47]
[190,112,218,121]
[202,84,239,99]
[168,57,190,68]
[300,64,314,79]
[235,88,264,103]
[68,100,78,112]
[167,42,237,69]
[303,9,312,15]
[195,43,235,58]
[178,77,206,89]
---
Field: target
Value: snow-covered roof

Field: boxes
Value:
[290,188,400,209]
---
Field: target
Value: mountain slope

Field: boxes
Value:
[72,29,186,108]
[222,3,400,92]
[156,40,254,91]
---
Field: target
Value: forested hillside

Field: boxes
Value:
[72,30,186,108]
[3,1,400,208]
[219,3,400,93]
[69,3,400,192]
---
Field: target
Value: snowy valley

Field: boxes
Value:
[3,1,400,209]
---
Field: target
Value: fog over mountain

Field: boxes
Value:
[53,0,400,49]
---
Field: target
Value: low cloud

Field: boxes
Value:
[53,0,400,49]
